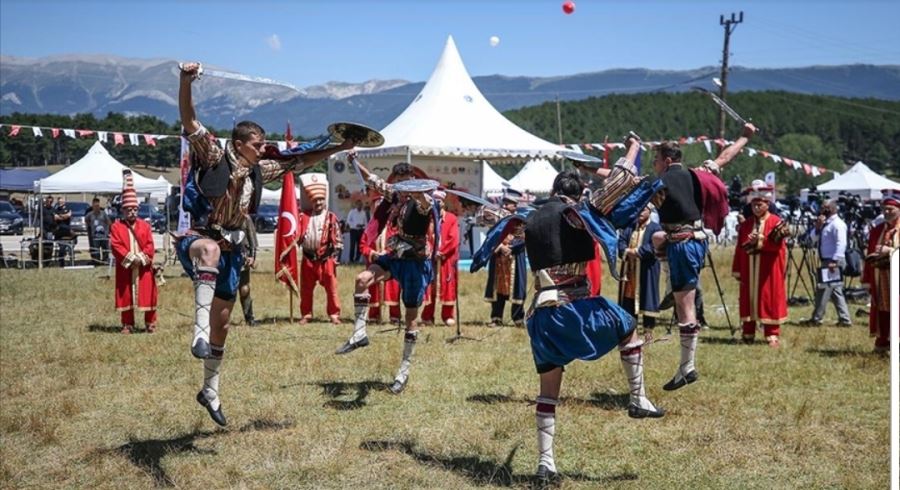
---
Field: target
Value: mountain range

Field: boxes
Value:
[2,54,898,136]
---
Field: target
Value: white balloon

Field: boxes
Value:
[489,35,500,47]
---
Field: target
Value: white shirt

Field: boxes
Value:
[818,214,847,262]
[302,212,326,251]
[346,208,368,230]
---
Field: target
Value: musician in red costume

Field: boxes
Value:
[863,188,900,353]
[297,175,343,324]
[422,196,459,326]
[110,170,158,334]
[732,183,787,348]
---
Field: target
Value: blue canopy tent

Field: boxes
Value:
[0,168,51,192]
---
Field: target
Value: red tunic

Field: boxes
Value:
[732,212,787,325]
[424,210,459,305]
[110,218,158,312]
[297,210,342,317]
[863,220,899,344]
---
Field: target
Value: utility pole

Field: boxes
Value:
[718,11,743,141]
[555,94,563,145]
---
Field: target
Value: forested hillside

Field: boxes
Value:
[2,91,898,195]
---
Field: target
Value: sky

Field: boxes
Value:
[1,0,898,88]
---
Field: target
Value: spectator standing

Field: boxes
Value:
[345,199,368,263]
[803,200,852,326]
[86,197,112,264]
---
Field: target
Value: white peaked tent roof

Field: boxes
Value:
[509,158,559,194]
[36,141,171,194]
[482,161,510,194]
[806,161,900,200]
[357,36,562,160]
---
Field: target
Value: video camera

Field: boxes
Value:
[836,191,879,223]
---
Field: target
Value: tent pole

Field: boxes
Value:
[38,193,43,270]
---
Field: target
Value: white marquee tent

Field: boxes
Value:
[353,36,563,162]
[508,158,559,195]
[801,161,900,201]
[482,161,510,196]
[35,141,171,195]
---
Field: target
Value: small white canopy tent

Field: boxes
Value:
[801,161,900,201]
[36,141,171,194]
[509,158,559,195]
[482,161,510,197]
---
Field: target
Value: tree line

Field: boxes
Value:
[504,91,900,194]
[2,91,898,195]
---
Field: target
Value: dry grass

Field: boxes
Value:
[0,248,890,489]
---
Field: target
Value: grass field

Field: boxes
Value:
[0,248,890,489]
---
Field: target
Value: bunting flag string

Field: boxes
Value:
[3,121,836,177]
[574,133,835,177]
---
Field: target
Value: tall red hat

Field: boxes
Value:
[882,188,900,207]
[121,170,138,208]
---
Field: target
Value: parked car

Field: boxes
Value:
[253,203,279,233]
[67,201,91,234]
[0,201,25,235]
[138,203,168,233]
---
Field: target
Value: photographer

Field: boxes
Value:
[802,200,852,326]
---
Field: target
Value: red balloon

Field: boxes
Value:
[562,0,575,14]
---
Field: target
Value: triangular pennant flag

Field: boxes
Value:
[792,160,802,170]
[759,151,770,159]
[9,125,20,137]
[63,129,76,139]
[714,138,726,147]
[97,131,108,143]
[128,133,140,146]
[143,134,157,146]
[818,166,828,175]
[746,148,757,157]
[811,166,821,177]
[567,144,584,153]
[77,129,94,138]
[113,133,125,146]
[770,154,782,164]
[32,127,43,137]
[51,128,60,138]
[783,157,794,167]
[802,163,812,175]
[678,137,687,145]
[217,138,227,148]
[703,140,713,154]
[685,136,695,144]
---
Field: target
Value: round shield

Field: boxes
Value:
[328,122,385,148]
[558,150,604,169]
[444,188,494,208]
[391,179,440,193]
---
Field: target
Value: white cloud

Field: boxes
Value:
[266,34,282,51]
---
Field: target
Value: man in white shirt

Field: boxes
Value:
[804,200,852,326]
[345,200,368,263]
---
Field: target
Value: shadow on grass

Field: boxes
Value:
[87,324,126,334]
[807,348,887,359]
[301,380,391,410]
[699,336,742,346]
[360,440,635,487]
[99,418,294,487]
[466,392,630,411]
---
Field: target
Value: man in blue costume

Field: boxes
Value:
[483,192,527,327]
[473,136,664,483]
[177,62,356,426]
[618,203,662,340]
[335,155,441,395]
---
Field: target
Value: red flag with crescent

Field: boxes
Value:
[275,172,300,294]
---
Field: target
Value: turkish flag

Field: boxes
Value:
[275,172,300,294]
